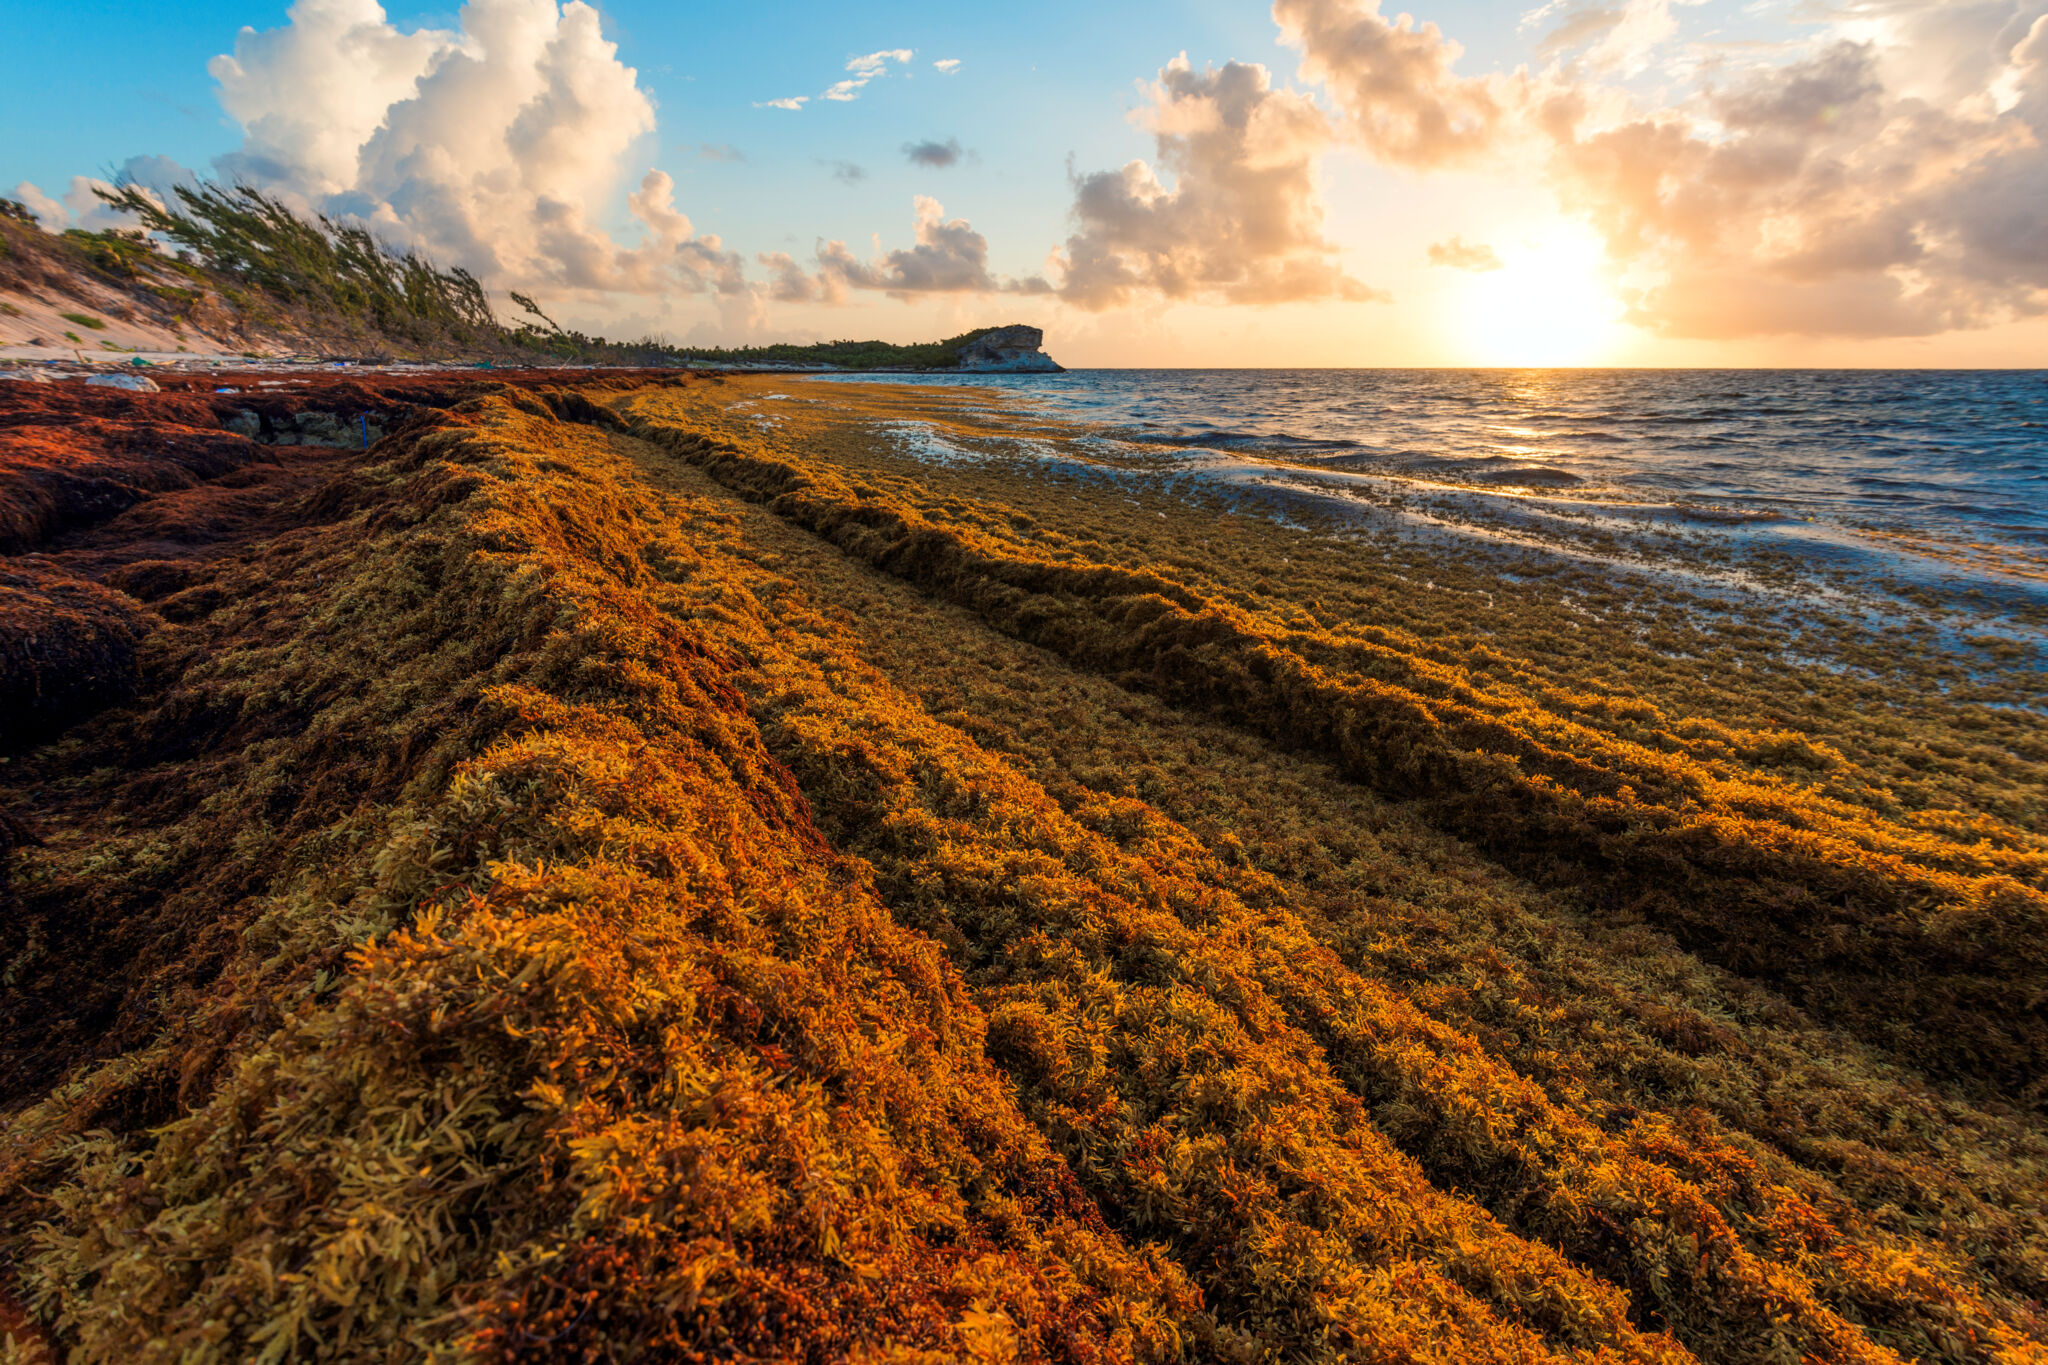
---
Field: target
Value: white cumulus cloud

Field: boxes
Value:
[849,48,915,74]
[823,48,915,102]
[813,196,1049,301]
[210,0,457,194]
[9,160,189,233]
[204,0,742,297]
[8,180,75,230]
[1053,56,1384,310]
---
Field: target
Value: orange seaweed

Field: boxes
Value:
[0,373,2039,1364]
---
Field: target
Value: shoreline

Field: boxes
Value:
[759,375,2048,685]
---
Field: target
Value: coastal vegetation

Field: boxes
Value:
[95,183,500,350]
[0,370,2041,1362]
[504,320,1022,372]
[3,188,1021,371]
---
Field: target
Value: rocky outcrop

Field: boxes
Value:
[227,408,387,448]
[955,325,1064,373]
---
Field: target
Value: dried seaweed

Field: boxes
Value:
[622,393,2047,1103]
[0,374,2040,1364]
[0,562,150,748]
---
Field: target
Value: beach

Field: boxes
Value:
[3,368,2042,1361]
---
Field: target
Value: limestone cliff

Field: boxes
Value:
[954,325,1064,372]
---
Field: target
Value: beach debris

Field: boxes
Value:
[84,373,160,392]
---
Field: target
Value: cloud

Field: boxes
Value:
[814,195,1047,301]
[202,0,743,298]
[934,58,962,74]
[1052,55,1384,310]
[823,47,914,102]
[1428,235,1504,270]
[757,250,818,302]
[904,138,965,168]
[849,48,915,74]
[10,157,193,233]
[698,143,744,161]
[1278,0,2048,338]
[8,182,68,229]
[1584,0,1683,73]
[1272,0,1517,168]
[208,0,457,195]
[618,170,747,294]
[1524,0,1683,73]
[820,159,868,184]
[755,95,808,110]
[1532,7,1626,61]
[1547,18,2048,337]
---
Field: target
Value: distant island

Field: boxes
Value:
[0,185,1061,373]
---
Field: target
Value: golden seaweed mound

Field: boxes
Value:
[0,373,2042,1364]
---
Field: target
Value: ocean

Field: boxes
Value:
[823,368,2048,631]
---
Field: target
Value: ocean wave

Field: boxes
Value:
[819,367,2048,552]
[1123,427,1364,456]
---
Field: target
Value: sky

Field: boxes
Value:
[4,0,2045,367]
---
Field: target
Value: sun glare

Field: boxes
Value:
[1451,226,1626,367]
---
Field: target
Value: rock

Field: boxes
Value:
[956,325,1064,373]
[84,372,160,392]
[291,411,351,446]
[290,410,385,448]
[226,407,384,448]
[3,370,55,384]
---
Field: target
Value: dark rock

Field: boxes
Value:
[956,325,1063,373]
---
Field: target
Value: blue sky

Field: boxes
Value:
[8,0,1505,279]
[644,0,1550,281]
[4,1,1530,180]
[7,0,2046,366]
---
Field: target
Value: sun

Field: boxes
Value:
[1451,225,1626,367]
